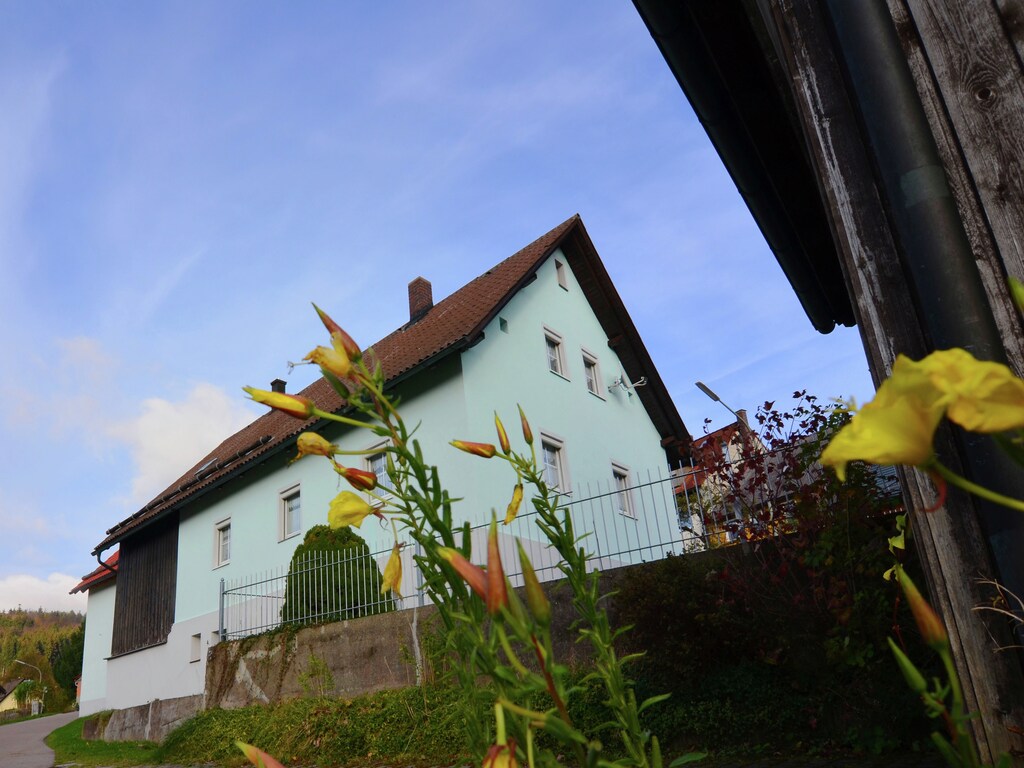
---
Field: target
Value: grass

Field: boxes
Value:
[46,716,161,767]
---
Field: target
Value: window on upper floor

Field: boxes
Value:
[545,328,567,377]
[215,518,231,568]
[540,433,568,491]
[280,486,301,541]
[582,350,602,397]
[366,444,395,493]
[612,463,635,518]
[555,259,568,290]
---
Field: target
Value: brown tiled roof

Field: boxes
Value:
[70,550,119,594]
[94,214,690,553]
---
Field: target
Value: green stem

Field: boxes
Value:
[312,408,376,431]
[929,460,1024,513]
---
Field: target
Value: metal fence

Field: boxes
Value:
[218,453,896,640]
[219,465,697,640]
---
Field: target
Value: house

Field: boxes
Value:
[0,679,26,718]
[630,1,1024,757]
[75,214,691,719]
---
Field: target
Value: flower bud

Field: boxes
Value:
[896,566,948,651]
[313,303,362,362]
[292,432,338,463]
[332,462,378,492]
[516,541,550,627]
[483,741,518,768]
[244,386,315,420]
[486,519,508,615]
[517,405,533,445]
[887,638,927,694]
[451,440,497,459]
[304,345,350,379]
[495,412,511,454]
[438,547,488,601]
[236,741,286,768]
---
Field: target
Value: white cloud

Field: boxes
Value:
[0,572,86,613]
[108,382,256,506]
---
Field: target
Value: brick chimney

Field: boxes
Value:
[408,277,433,322]
[271,378,286,393]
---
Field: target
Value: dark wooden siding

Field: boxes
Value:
[111,513,179,656]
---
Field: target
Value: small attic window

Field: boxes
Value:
[499,317,509,333]
[554,260,568,290]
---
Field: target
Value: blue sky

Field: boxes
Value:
[0,2,874,611]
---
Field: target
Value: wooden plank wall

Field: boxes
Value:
[111,513,179,657]
[756,0,1024,762]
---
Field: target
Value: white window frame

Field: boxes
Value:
[190,633,202,663]
[582,348,603,398]
[544,327,568,378]
[365,442,395,498]
[612,462,635,519]
[214,518,231,568]
[279,484,302,542]
[554,259,568,290]
[539,432,570,492]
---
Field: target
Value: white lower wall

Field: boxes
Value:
[79,581,116,716]
[88,611,220,715]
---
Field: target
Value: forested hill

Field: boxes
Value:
[0,609,85,712]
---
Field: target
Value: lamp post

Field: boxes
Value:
[15,659,44,715]
[695,381,748,428]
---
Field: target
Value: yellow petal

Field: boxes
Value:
[328,491,375,528]
[382,542,402,597]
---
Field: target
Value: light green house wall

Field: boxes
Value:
[79,580,115,716]
[91,248,679,715]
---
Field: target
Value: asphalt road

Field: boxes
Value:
[0,711,77,768]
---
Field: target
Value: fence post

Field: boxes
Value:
[218,577,226,641]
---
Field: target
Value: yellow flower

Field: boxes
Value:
[328,491,377,528]
[382,540,402,597]
[915,348,1024,433]
[304,345,350,379]
[819,378,937,481]
[823,348,1024,480]
[243,387,316,420]
[291,432,337,463]
[503,483,523,525]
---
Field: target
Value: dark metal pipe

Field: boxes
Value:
[822,0,1024,617]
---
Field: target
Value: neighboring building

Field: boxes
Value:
[75,215,690,717]
[0,679,26,717]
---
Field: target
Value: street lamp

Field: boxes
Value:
[695,381,748,427]
[14,659,44,715]
[14,659,41,684]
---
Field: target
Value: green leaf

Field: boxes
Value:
[668,752,708,766]
[638,693,671,714]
